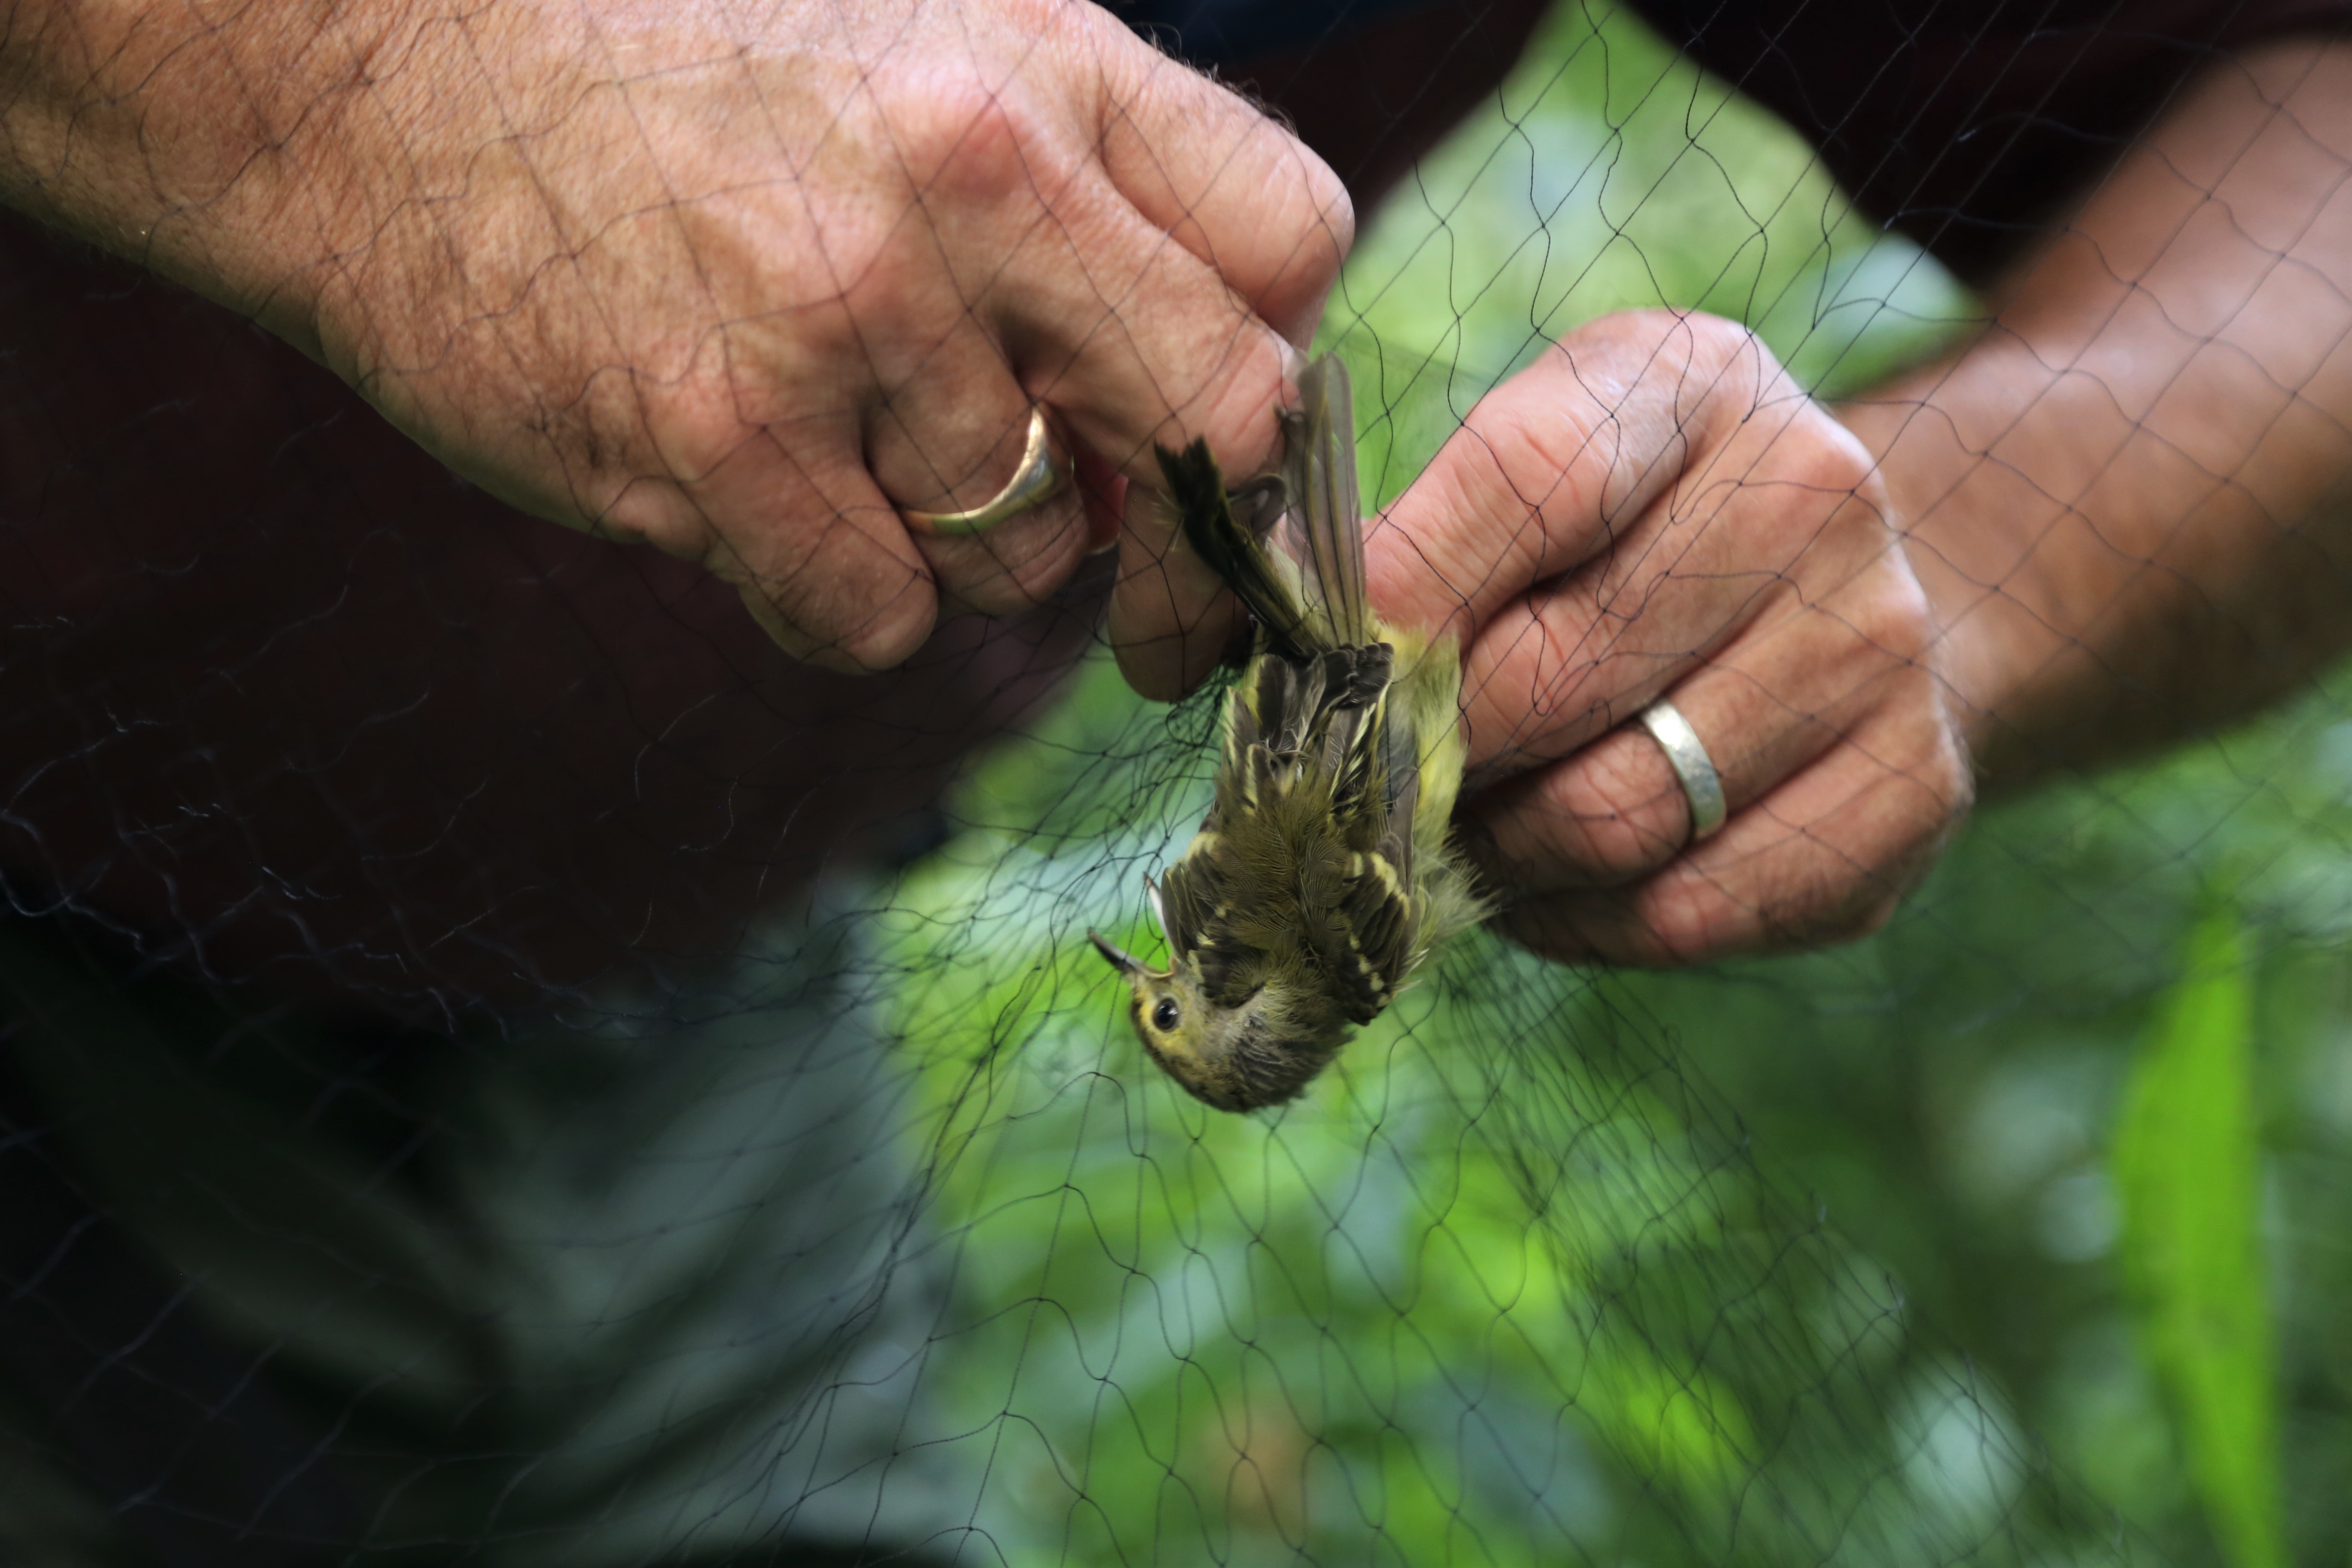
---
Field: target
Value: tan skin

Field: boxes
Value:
[0,0,1349,1005]
[2,0,2347,983]
[1366,36,2352,964]
[0,0,1348,665]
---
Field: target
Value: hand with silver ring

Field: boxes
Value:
[1634,700,1727,844]
[1367,309,1975,966]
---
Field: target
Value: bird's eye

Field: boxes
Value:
[1152,999,1181,1032]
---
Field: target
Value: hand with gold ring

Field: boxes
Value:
[49,0,1353,675]
[1366,309,1975,965]
[898,407,1075,539]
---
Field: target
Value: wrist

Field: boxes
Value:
[1843,319,2319,792]
[0,0,455,354]
[1837,344,2029,785]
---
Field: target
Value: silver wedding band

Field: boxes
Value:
[900,407,1073,536]
[1637,698,1727,843]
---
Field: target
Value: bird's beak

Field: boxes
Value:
[1088,929,1143,976]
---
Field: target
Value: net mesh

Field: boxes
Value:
[0,0,2347,1564]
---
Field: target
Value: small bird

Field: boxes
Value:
[1090,355,1485,1112]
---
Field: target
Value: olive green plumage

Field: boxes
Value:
[1090,355,1485,1112]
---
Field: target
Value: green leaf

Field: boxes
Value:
[2111,909,2283,1568]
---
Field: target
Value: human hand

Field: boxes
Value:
[5,0,1348,672]
[1368,310,1973,964]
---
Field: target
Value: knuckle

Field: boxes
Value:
[991,0,1066,36]
[1671,313,1792,419]
[1742,856,1877,952]
[526,359,666,499]
[1732,416,1883,571]
[1608,307,1758,368]
[887,74,1044,206]
[644,377,763,490]
[1847,562,1937,664]
[1306,156,1356,258]
[834,225,927,325]
[1679,309,1770,370]
[1849,732,1974,908]
[1522,610,1602,724]
[823,568,941,671]
[712,505,940,672]
[934,508,1087,614]
[1462,395,1608,563]
[1916,716,1978,824]
[1634,868,1745,962]
[995,543,1086,611]
[1179,339,1292,467]
[1512,392,1621,502]
[1796,419,1881,504]
[1218,97,1354,240]
[597,476,715,563]
[1531,312,1799,531]
[1246,162,1353,328]
[1248,122,1357,273]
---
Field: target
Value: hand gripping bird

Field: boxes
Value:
[1090,355,1485,1112]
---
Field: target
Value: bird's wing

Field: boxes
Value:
[1157,440,1319,662]
[1308,845,1420,1025]
[1157,835,1262,1004]
[1285,354,1373,652]
[1156,836,1221,960]
[1155,354,1378,679]
[1373,687,1422,884]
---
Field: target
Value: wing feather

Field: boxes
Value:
[1288,357,1372,649]
[1158,441,1321,662]
[1156,844,1222,960]
[1310,848,1419,1024]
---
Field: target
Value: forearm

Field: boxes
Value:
[0,0,444,346]
[1844,37,2352,787]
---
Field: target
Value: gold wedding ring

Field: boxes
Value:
[1636,698,1728,843]
[899,407,1073,536]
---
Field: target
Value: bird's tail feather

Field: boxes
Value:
[1157,353,1375,666]
[1287,355,1372,651]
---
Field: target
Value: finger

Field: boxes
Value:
[1108,469,1251,698]
[1006,196,1302,483]
[1451,400,1895,775]
[808,18,1303,496]
[1366,312,1777,649]
[874,22,1331,698]
[986,172,1298,695]
[1088,29,1355,345]
[604,411,940,674]
[1452,536,1781,781]
[867,345,1090,617]
[1068,241,1299,698]
[1469,556,1936,893]
[1074,437,1127,556]
[1495,698,1973,967]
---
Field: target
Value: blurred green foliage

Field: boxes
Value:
[876,3,2349,1562]
[2113,912,2282,1568]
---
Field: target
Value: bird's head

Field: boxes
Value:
[1087,928,1338,1112]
